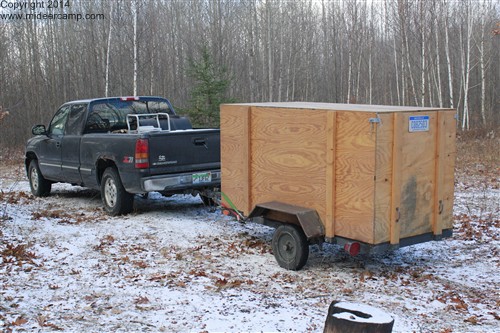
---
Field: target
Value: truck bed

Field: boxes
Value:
[79,128,220,194]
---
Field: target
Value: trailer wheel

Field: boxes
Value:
[101,167,134,216]
[272,224,309,270]
[28,160,52,197]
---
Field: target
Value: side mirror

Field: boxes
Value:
[32,124,47,136]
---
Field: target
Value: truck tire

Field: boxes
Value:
[272,224,309,270]
[101,167,134,216]
[28,160,52,197]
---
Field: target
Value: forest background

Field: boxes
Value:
[0,0,498,146]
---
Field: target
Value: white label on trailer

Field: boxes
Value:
[409,115,430,132]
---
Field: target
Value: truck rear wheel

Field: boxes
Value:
[28,160,52,197]
[101,167,134,216]
[272,224,309,270]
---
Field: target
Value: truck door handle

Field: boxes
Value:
[56,141,61,148]
[193,138,207,148]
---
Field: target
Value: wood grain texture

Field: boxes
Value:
[434,111,457,231]
[390,113,404,245]
[220,103,456,247]
[325,112,337,238]
[334,112,376,244]
[374,113,394,244]
[441,112,456,230]
[220,104,252,214]
[249,107,328,223]
[398,112,437,239]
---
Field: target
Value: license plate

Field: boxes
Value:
[192,172,211,184]
[409,115,430,132]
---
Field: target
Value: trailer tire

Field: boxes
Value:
[28,160,52,197]
[101,167,134,216]
[272,224,309,270]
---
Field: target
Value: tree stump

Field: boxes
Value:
[324,301,394,333]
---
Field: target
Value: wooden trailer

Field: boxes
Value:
[220,102,456,270]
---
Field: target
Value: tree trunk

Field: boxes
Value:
[420,1,426,107]
[133,1,138,96]
[393,36,401,105]
[479,0,488,125]
[324,301,394,333]
[105,1,113,97]
[461,0,472,130]
[444,0,454,109]
[266,0,273,101]
[435,17,443,108]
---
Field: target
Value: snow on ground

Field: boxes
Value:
[1,162,499,333]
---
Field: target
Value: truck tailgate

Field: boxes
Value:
[147,129,220,174]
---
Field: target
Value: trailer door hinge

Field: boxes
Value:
[369,117,381,133]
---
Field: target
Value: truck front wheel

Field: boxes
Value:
[28,160,52,197]
[101,167,134,216]
[272,224,309,270]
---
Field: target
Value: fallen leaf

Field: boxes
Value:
[12,316,28,326]
[464,316,478,324]
[133,261,148,269]
[134,296,150,304]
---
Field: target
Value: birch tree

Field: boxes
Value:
[460,0,473,130]
[443,0,455,109]
[133,1,138,96]
[105,2,113,97]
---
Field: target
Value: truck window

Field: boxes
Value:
[65,104,87,135]
[85,103,118,133]
[48,105,71,136]
[87,100,175,133]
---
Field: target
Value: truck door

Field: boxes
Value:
[38,105,71,180]
[61,104,87,183]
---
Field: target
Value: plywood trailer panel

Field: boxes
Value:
[398,112,438,239]
[333,111,377,244]
[374,112,395,244]
[434,111,457,233]
[220,103,456,247]
[249,107,329,224]
[220,104,252,214]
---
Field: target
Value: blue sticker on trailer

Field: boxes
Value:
[409,115,430,132]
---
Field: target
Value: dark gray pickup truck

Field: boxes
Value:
[25,96,220,215]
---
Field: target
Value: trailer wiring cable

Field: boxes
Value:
[219,191,247,223]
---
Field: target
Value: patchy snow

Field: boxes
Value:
[330,301,394,324]
[1,163,499,332]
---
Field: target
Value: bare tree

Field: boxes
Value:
[1,0,499,148]
[443,0,455,109]
[133,1,138,96]
[460,0,474,130]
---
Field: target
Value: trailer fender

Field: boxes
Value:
[248,201,325,241]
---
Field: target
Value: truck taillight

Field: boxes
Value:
[135,138,149,169]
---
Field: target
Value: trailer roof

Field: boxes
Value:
[223,102,455,113]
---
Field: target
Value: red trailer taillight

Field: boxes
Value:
[135,138,149,169]
[344,242,361,256]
